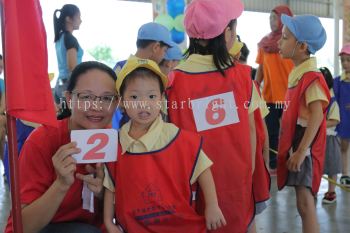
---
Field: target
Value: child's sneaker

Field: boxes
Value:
[322,192,336,204]
[340,175,350,187]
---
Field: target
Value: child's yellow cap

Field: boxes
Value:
[116,58,168,94]
[229,39,244,56]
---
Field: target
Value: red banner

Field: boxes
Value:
[4,0,57,127]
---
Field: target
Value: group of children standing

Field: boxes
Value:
[4,0,350,233]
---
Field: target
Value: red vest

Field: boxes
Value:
[107,129,206,233]
[277,72,330,195]
[252,82,271,203]
[167,64,254,233]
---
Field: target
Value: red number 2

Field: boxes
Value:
[205,98,226,125]
[83,133,109,160]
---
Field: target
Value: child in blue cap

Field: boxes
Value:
[159,42,183,76]
[113,22,173,73]
[277,14,330,233]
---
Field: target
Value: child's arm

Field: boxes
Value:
[197,168,226,230]
[104,189,122,233]
[262,120,270,169]
[249,112,257,173]
[326,119,339,128]
[287,100,323,172]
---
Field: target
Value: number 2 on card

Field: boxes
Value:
[83,133,109,160]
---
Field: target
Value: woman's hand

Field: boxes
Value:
[76,163,105,198]
[52,142,80,191]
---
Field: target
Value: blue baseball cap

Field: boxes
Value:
[164,42,183,61]
[137,22,173,47]
[281,14,326,54]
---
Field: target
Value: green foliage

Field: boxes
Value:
[88,46,115,67]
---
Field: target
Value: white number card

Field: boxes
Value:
[190,92,240,132]
[71,129,118,164]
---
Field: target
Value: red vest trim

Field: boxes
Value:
[252,83,271,203]
[277,72,330,195]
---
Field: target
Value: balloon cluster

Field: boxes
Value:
[154,0,185,44]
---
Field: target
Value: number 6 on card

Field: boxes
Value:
[191,92,240,132]
[71,129,118,164]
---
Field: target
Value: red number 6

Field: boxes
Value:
[205,98,226,125]
[83,133,109,160]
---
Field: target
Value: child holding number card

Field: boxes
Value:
[167,0,259,232]
[5,61,118,233]
[104,58,226,233]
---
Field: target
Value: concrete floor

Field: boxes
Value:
[1,163,349,233]
[255,176,350,233]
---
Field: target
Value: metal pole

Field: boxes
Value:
[6,116,22,233]
[333,0,340,76]
[0,0,23,232]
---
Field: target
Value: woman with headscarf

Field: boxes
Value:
[255,5,294,173]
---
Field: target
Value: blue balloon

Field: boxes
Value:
[171,29,185,44]
[167,0,185,18]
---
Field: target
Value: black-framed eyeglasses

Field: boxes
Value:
[71,91,117,104]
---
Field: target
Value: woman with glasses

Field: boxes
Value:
[5,61,117,233]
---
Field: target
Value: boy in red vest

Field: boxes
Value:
[103,58,226,233]
[277,14,330,233]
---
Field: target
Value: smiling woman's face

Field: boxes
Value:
[66,69,117,130]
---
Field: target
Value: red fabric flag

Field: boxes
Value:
[4,0,57,127]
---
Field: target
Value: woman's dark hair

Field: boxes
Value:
[184,19,236,77]
[53,4,80,42]
[319,67,333,89]
[67,61,117,92]
[119,68,164,97]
